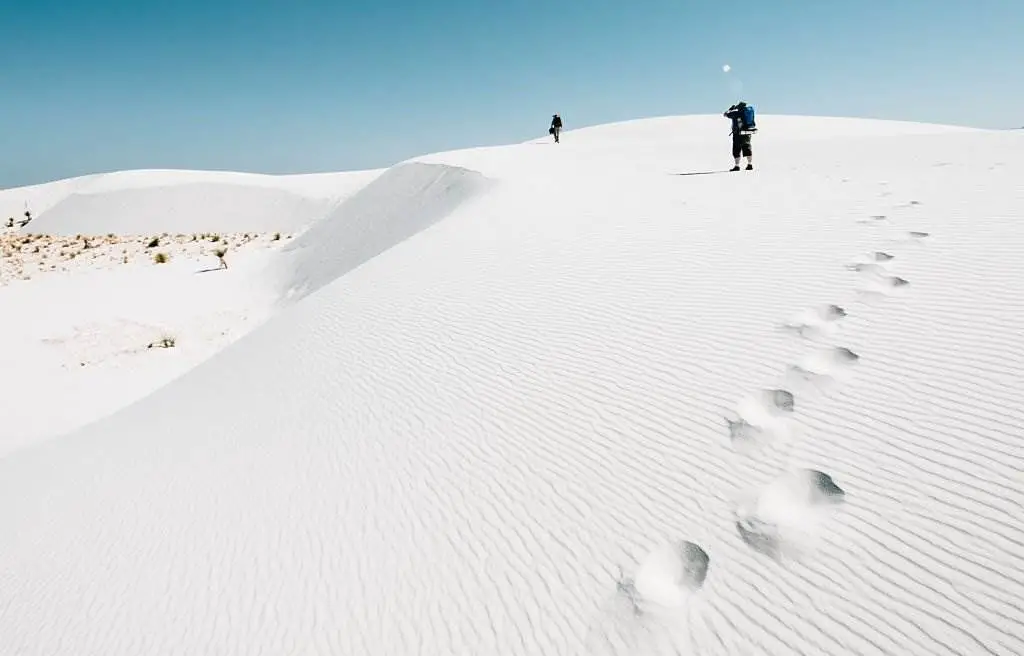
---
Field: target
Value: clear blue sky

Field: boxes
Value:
[2,0,1021,187]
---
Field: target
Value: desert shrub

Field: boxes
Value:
[147,236,160,248]
[153,252,169,264]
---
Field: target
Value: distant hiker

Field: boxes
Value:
[724,102,756,171]
[549,114,563,143]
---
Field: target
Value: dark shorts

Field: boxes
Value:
[732,133,752,158]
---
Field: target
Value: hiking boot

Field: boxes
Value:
[745,164,754,171]
[730,166,741,172]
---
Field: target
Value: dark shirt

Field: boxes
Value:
[724,106,744,135]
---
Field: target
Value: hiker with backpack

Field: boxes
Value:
[549,113,563,143]
[724,102,756,171]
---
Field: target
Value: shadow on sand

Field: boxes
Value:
[672,170,730,177]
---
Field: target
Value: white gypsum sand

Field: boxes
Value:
[0,168,382,453]
[0,115,1022,655]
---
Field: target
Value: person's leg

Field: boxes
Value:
[742,135,753,169]
[731,136,742,170]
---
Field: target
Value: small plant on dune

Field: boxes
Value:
[147,335,176,349]
[272,232,281,241]
[147,236,160,249]
[5,217,13,228]
[210,234,221,243]
[213,248,228,270]
[153,252,169,264]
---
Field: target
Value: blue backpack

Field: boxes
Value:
[741,104,757,133]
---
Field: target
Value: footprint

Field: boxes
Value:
[786,346,860,387]
[852,254,909,295]
[584,543,709,654]
[781,304,847,340]
[726,389,796,452]
[857,272,910,297]
[879,229,931,249]
[734,469,847,563]
[633,540,711,607]
[847,250,896,273]
[856,214,889,225]
[846,261,889,274]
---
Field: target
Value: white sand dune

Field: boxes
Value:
[273,161,494,302]
[0,232,285,455]
[0,169,382,452]
[1,168,383,235]
[1,116,1023,655]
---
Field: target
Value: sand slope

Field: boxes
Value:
[273,161,495,302]
[1,168,383,235]
[0,168,384,451]
[1,117,1022,655]
[0,231,292,454]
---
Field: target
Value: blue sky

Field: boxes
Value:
[2,0,1021,187]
